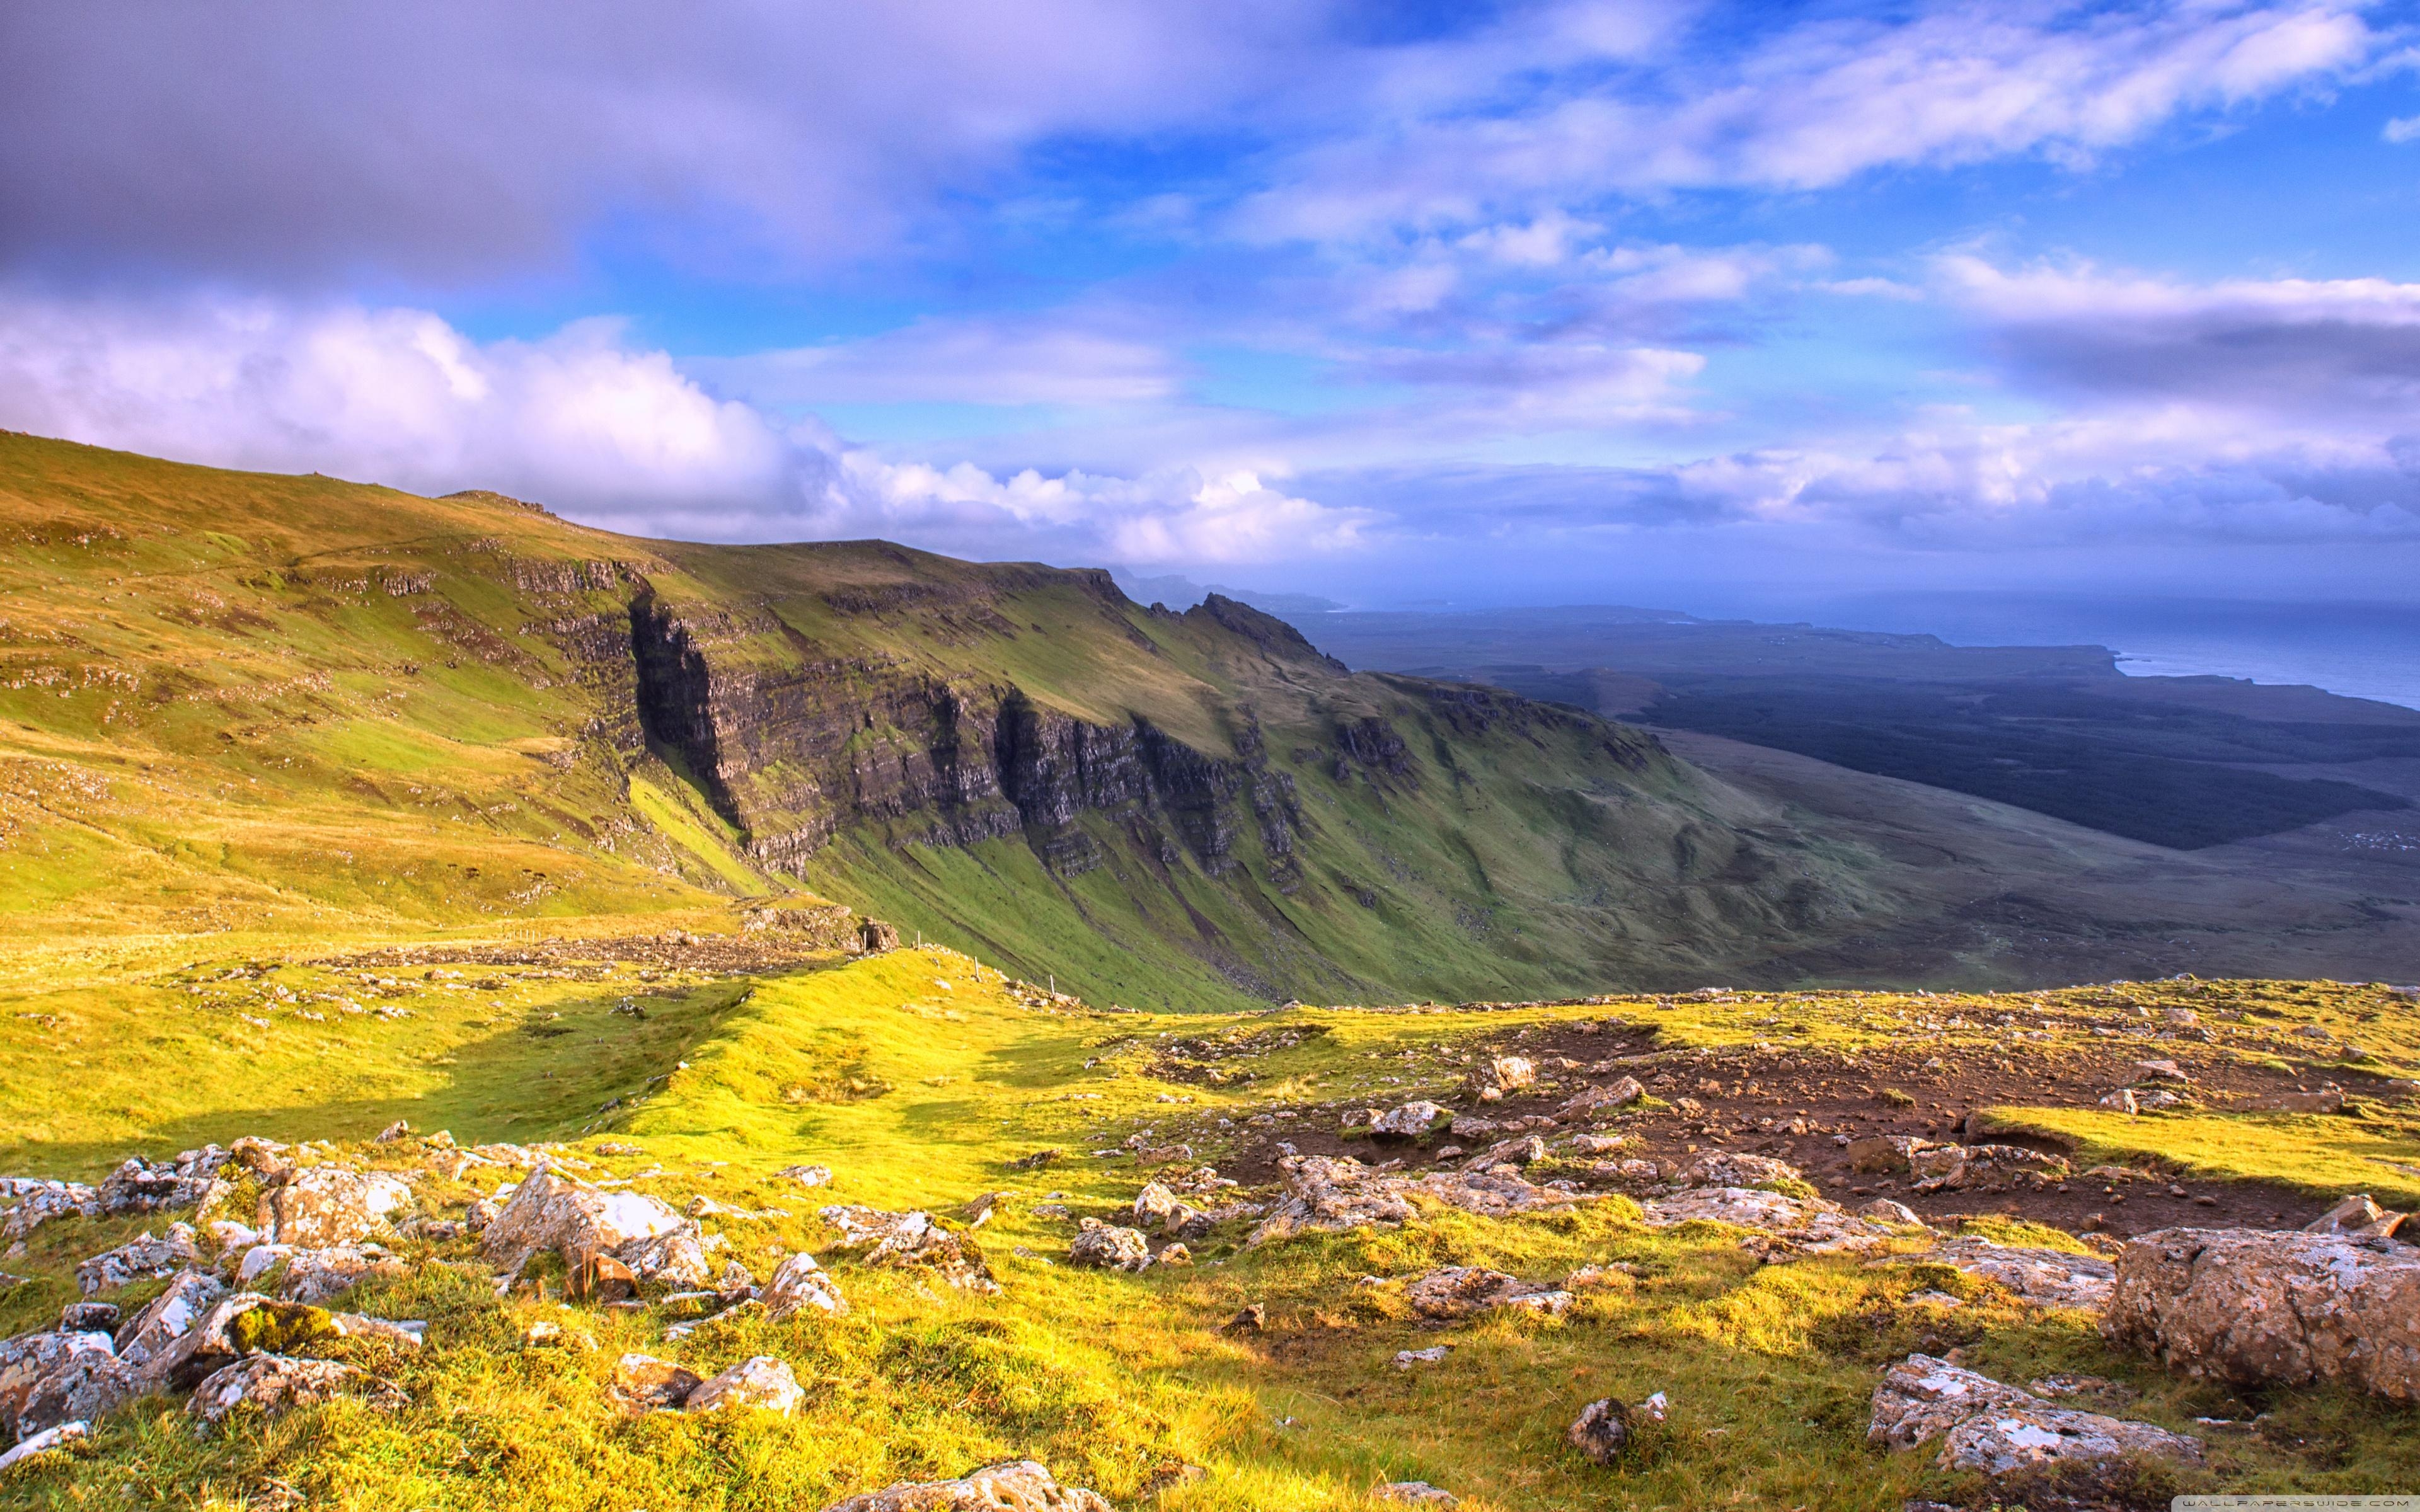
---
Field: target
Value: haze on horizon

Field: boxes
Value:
[4,0,2419,614]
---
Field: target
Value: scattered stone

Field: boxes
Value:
[1371,1481,1456,1506]
[245,1245,408,1305]
[1906,1145,2071,1194]
[1226,1303,1265,1332]
[2135,1060,2189,1082]
[1131,1183,1180,1228]
[762,1253,849,1319]
[614,1352,704,1411]
[2247,1089,2346,1114]
[0,1419,86,1471]
[777,1164,836,1187]
[1371,1102,1453,1140]
[1557,1077,1644,1121]
[2102,1227,2420,1401]
[76,1225,202,1295]
[524,1320,563,1346]
[1872,1237,2116,1310]
[1246,1156,1582,1247]
[684,1355,802,1416]
[1567,1133,1623,1155]
[2099,1089,2139,1114]
[0,1181,98,1244]
[2028,1374,2136,1407]
[817,1460,1114,1511]
[819,1206,999,1292]
[1567,1397,1630,1464]
[375,1120,412,1143]
[1868,1354,2201,1479]
[1564,1263,1634,1292]
[1403,1266,1573,1319]
[0,1329,130,1442]
[1394,1346,1450,1368]
[1640,1188,1895,1254]
[1674,1153,1805,1192]
[1069,1226,1152,1272]
[1005,1150,1060,1172]
[260,1168,413,1247]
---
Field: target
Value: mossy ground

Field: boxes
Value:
[3,941,2414,1509]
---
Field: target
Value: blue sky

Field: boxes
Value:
[4,0,2419,610]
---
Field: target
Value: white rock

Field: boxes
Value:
[684,1355,802,1416]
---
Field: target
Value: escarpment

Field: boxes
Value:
[624,585,1309,883]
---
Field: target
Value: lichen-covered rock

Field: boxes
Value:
[1403,1266,1572,1319]
[238,1244,407,1305]
[113,1269,227,1366]
[1869,1354,2201,1478]
[1856,1198,1927,1227]
[1871,1237,2115,1310]
[818,1459,1115,1511]
[260,1168,413,1247]
[480,1167,684,1266]
[819,1206,1000,1293]
[1131,1183,1180,1228]
[1069,1225,1153,1271]
[1557,1077,1643,1121]
[1245,1156,1581,1248]
[125,1294,338,1395]
[684,1355,802,1416]
[1640,1187,1896,1254]
[187,1354,393,1427]
[2101,1227,2420,1401]
[75,1224,202,1295]
[0,1419,87,1471]
[613,1353,703,1411]
[617,1224,715,1288]
[1371,1102,1453,1140]
[1907,1143,2070,1193]
[0,1179,97,1242]
[1937,1405,2203,1477]
[761,1253,848,1319]
[0,1330,131,1443]
[95,1147,231,1218]
[1371,1483,1457,1506]
[1844,1135,1934,1174]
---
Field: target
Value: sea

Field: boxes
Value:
[1779,593,2420,713]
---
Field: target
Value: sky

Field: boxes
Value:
[4,0,2419,612]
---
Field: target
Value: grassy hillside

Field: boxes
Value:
[0,432,1915,1007]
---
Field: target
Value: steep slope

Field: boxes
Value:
[0,432,1886,1004]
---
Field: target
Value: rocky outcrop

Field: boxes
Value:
[1068,1225,1153,1271]
[818,1206,998,1293]
[1245,1155,1582,1247]
[1870,1237,2116,1310]
[2101,1227,2420,1401]
[761,1254,848,1319]
[1403,1266,1574,1319]
[478,1167,703,1286]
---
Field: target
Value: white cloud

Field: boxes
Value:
[0,287,1378,566]
[700,317,1182,408]
[1239,1,2376,244]
[2382,114,2420,143]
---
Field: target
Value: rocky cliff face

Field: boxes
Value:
[623,585,1313,886]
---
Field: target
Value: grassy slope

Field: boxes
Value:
[0,432,1906,1007]
[3,945,2416,1508]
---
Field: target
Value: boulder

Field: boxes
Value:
[1131,1183,1180,1227]
[684,1355,802,1416]
[76,1225,203,1295]
[819,1460,1114,1511]
[1403,1266,1573,1320]
[94,1147,230,1218]
[479,1167,684,1268]
[1869,1354,2201,1478]
[0,1181,98,1243]
[2101,1227,2420,1401]
[1856,1198,1927,1227]
[1557,1077,1644,1121]
[1068,1226,1152,1272]
[1870,1237,2116,1310]
[127,1294,339,1396]
[1371,1484,1457,1506]
[614,1353,704,1411]
[1245,1156,1581,1248]
[113,1269,227,1365]
[187,1354,391,1427]
[1469,1056,1536,1097]
[819,1206,999,1293]
[2305,1194,2405,1239]
[260,1168,413,1247]
[1371,1102,1453,1140]
[761,1253,849,1319]
[1566,1397,1630,1464]
[1908,1144,2070,1194]
[616,1225,716,1289]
